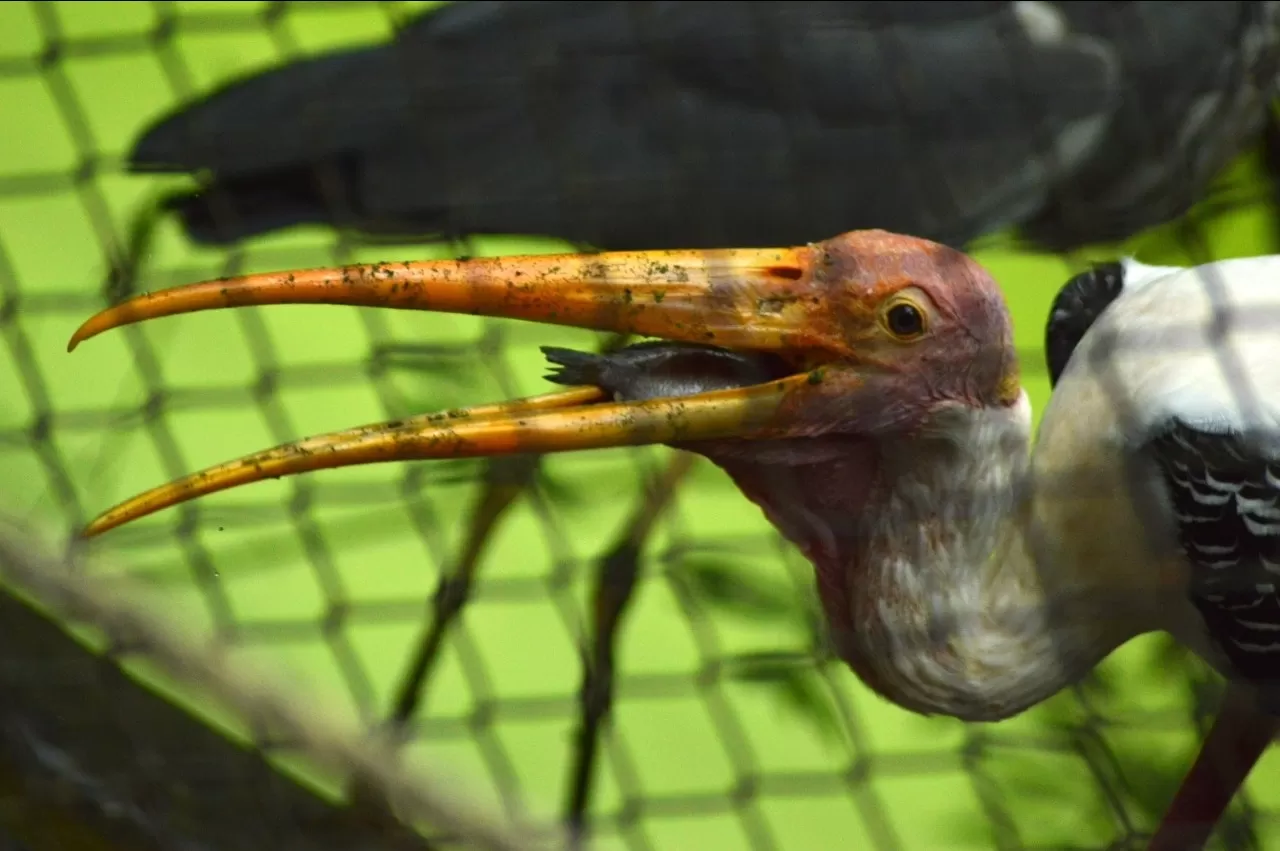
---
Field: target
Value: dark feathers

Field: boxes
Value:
[1148,421,1280,699]
[130,1,1280,252]
[1044,260,1126,386]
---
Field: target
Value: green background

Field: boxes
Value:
[2,2,1279,848]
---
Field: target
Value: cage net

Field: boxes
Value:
[2,2,1280,850]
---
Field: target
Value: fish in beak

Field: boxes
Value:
[67,229,1019,540]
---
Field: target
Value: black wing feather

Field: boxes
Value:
[129,1,1119,250]
[1147,420,1280,694]
[1044,261,1126,387]
[128,2,1277,251]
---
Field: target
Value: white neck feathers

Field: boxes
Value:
[835,393,1130,721]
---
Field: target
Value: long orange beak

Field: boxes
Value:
[68,233,894,538]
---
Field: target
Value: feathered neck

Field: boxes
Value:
[831,393,1134,722]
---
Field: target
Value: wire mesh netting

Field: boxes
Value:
[6,1,1280,850]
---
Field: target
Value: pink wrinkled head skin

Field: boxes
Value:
[673,230,1022,640]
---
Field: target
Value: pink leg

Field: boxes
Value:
[1147,683,1278,851]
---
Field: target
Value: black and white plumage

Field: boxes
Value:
[128,1,1280,253]
[1150,422,1280,695]
[1044,255,1280,703]
[1043,254,1280,849]
[1044,260,1125,385]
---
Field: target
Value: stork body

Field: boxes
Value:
[129,1,1280,253]
[65,231,1280,847]
[1044,256,1280,696]
[1044,255,1280,849]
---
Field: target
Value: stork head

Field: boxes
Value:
[68,229,1021,645]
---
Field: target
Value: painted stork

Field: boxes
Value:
[108,3,1280,827]
[66,230,1277,848]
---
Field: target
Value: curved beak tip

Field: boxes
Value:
[68,317,105,352]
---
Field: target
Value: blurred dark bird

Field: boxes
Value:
[128,0,1280,254]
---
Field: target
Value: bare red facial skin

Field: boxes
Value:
[698,439,882,633]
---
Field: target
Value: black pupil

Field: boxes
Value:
[887,304,923,336]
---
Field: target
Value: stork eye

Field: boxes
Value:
[883,301,927,340]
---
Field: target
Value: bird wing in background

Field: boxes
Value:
[1020,0,1280,248]
[127,0,1123,250]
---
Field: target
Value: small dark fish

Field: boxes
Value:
[541,341,791,402]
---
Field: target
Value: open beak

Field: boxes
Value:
[68,234,891,538]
